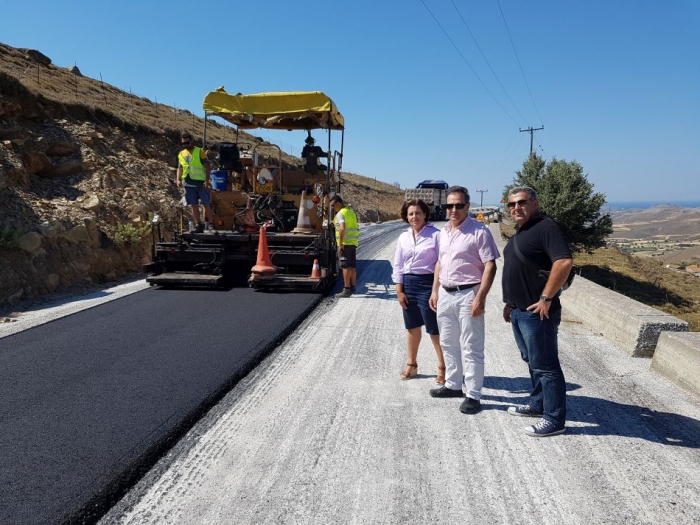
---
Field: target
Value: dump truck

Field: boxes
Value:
[144,89,345,292]
[404,180,449,221]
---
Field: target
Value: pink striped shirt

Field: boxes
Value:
[392,224,440,284]
[437,218,500,287]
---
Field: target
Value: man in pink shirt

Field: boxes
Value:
[429,186,500,414]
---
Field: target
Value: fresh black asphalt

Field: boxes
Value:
[0,287,321,525]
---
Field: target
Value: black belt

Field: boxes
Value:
[442,283,479,292]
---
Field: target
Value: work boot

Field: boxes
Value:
[192,223,204,234]
[335,287,353,298]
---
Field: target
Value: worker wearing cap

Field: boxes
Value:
[177,131,212,233]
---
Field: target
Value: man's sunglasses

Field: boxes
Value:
[445,203,467,210]
[507,199,530,209]
[181,140,192,145]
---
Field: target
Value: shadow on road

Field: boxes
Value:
[337,259,394,299]
[483,376,700,448]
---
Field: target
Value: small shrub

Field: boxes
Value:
[112,221,151,247]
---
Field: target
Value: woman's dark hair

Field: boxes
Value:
[401,199,430,223]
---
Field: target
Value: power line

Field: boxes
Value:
[534,136,545,156]
[496,0,544,125]
[419,0,519,127]
[449,0,528,127]
[486,130,521,178]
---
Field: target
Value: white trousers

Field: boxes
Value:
[436,286,486,399]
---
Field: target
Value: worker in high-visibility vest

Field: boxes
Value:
[176,131,212,233]
[330,195,359,298]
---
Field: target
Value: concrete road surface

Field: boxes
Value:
[97,222,700,525]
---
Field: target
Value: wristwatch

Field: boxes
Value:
[540,294,553,302]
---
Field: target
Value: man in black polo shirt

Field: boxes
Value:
[502,186,573,437]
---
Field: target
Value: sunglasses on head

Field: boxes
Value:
[507,199,529,209]
[445,203,467,210]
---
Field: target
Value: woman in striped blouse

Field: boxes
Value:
[392,199,446,383]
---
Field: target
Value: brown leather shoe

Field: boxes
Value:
[400,363,417,380]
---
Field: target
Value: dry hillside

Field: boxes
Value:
[0,43,404,307]
[610,205,700,240]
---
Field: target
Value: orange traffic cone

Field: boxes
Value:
[251,226,276,275]
[310,259,321,280]
[292,191,314,234]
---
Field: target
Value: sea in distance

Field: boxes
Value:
[481,200,700,210]
[605,200,700,211]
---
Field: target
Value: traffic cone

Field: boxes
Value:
[292,191,314,234]
[310,259,321,280]
[251,225,276,275]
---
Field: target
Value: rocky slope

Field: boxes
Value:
[0,43,404,306]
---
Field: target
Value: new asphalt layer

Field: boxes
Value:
[0,284,321,524]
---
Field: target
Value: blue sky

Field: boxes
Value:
[3,0,699,204]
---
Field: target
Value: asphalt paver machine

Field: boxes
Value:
[145,88,345,291]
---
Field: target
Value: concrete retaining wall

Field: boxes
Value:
[561,276,688,357]
[651,332,700,398]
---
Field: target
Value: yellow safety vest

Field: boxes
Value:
[178,147,206,181]
[335,207,359,246]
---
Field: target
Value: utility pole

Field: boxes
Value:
[519,125,544,156]
[475,189,488,207]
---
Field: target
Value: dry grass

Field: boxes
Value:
[574,248,700,331]
[499,219,700,331]
[341,172,405,222]
[0,43,296,163]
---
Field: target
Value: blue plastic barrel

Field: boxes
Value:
[211,170,228,191]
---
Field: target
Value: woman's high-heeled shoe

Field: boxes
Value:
[435,366,446,385]
[400,363,417,380]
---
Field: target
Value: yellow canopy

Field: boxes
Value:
[202,87,345,130]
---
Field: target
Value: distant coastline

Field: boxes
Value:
[482,201,700,210]
[606,201,700,211]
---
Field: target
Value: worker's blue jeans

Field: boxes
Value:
[510,308,566,427]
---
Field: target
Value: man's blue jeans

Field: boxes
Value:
[510,308,566,427]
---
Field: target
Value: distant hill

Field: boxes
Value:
[610,205,700,240]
